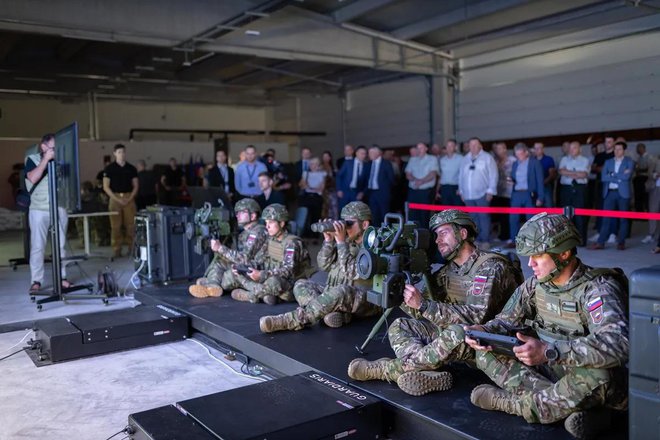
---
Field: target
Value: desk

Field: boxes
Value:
[69,211,118,256]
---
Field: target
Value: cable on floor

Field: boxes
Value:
[0,330,33,354]
[186,338,268,382]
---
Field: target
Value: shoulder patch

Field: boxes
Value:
[471,275,488,295]
[586,297,603,312]
[246,233,256,246]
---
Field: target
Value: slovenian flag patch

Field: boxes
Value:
[472,275,488,295]
[586,297,603,312]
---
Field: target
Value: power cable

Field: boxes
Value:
[0,330,33,354]
[0,347,26,362]
[187,338,268,382]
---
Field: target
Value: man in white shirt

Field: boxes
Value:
[438,139,463,207]
[558,141,590,245]
[406,142,440,227]
[458,137,498,247]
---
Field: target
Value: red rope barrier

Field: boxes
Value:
[408,203,660,221]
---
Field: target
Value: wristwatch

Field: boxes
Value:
[418,299,429,314]
[544,344,559,362]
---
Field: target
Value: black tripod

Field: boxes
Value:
[30,161,106,311]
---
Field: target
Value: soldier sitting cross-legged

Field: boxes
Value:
[464,213,629,440]
[189,198,267,298]
[221,203,312,305]
[348,209,523,396]
[259,201,382,333]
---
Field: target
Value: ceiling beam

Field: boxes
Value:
[243,62,342,87]
[392,0,532,40]
[332,0,398,23]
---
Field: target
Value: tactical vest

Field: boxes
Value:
[531,268,623,344]
[268,238,285,262]
[444,252,508,304]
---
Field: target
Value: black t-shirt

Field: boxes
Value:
[163,167,184,187]
[104,161,137,193]
[593,151,614,180]
[138,170,157,196]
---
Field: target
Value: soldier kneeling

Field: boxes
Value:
[260,201,381,333]
[221,203,312,305]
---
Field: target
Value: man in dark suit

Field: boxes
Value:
[205,150,235,202]
[364,145,395,227]
[255,172,286,210]
[590,141,635,250]
[294,146,312,185]
[336,144,354,172]
[507,143,544,247]
[337,146,368,212]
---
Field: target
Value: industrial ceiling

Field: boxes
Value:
[0,0,658,106]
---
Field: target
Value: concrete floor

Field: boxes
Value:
[0,221,656,440]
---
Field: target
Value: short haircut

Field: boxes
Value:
[137,160,146,167]
[245,145,256,151]
[355,146,367,153]
[258,171,272,179]
[469,137,482,144]
[513,142,528,152]
[114,143,125,152]
[41,133,55,144]
[447,138,457,144]
[615,141,627,150]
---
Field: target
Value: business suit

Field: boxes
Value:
[597,156,634,246]
[207,164,235,195]
[364,159,395,227]
[509,157,544,240]
[337,159,368,211]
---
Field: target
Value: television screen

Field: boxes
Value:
[24,122,81,212]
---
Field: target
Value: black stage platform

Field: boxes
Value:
[135,286,627,440]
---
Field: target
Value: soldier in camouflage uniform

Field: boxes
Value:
[221,203,312,305]
[464,213,628,440]
[188,198,267,298]
[259,201,381,333]
[348,209,523,396]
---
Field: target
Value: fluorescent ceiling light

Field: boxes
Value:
[14,77,56,83]
[245,30,261,36]
[152,57,173,63]
[135,65,155,71]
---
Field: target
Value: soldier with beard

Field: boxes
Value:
[348,209,523,396]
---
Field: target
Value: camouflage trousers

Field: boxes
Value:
[475,351,628,424]
[291,279,381,326]
[203,254,230,286]
[388,318,473,373]
[221,269,294,302]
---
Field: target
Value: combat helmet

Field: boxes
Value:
[262,203,288,222]
[341,201,372,221]
[516,212,581,282]
[429,209,478,261]
[234,198,261,214]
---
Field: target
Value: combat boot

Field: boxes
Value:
[564,409,611,440]
[259,312,302,333]
[396,371,454,396]
[231,289,256,303]
[323,312,352,328]
[470,384,523,416]
[189,278,209,298]
[205,284,223,297]
[347,358,401,382]
[263,295,278,305]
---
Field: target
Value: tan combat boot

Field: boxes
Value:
[347,358,400,382]
[323,312,352,328]
[396,371,454,396]
[259,312,302,333]
[470,384,523,416]
[564,409,611,440]
[231,289,256,303]
[189,278,211,298]
[205,284,223,297]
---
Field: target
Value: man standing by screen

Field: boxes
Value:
[25,134,72,292]
[103,144,138,258]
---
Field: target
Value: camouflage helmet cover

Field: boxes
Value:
[341,201,372,221]
[429,209,477,237]
[515,213,581,256]
[234,198,261,214]
[262,203,288,221]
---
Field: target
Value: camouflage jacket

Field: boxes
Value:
[317,239,362,288]
[260,232,312,282]
[404,249,523,327]
[215,222,268,266]
[482,259,628,369]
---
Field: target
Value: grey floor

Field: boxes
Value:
[0,221,656,440]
